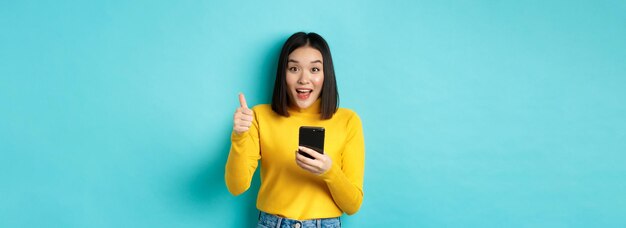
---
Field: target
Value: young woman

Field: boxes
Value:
[226,32,365,228]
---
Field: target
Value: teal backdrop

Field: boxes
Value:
[1,0,625,227]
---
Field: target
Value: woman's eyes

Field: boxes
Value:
[288,66,322,73]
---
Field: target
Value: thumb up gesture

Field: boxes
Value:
[233,93,254,135]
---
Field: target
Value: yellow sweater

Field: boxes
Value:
[225,98,365,220]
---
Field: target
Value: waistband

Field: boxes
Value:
[257,211,341,228]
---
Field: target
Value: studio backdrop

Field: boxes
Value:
[1,0,625,227]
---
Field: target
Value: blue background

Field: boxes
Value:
[1,0,625,227]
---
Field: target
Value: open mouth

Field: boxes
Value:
[296,88,313,100]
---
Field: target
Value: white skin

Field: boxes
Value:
[233,46,332,175]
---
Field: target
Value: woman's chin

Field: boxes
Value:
[295,101,311,109]
[290,94,318,109]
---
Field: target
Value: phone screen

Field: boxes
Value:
[299,126,325,159]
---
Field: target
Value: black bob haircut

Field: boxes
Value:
[271,32,339,120]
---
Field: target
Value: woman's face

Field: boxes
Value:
[286,46,324,109]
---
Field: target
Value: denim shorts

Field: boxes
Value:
[257,211,341,228]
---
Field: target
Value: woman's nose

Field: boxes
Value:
[297,72,311,84]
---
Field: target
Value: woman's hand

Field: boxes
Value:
[295,146,332,175]
[233,93,254,135]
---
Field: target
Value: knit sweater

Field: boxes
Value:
[225,98,365,220]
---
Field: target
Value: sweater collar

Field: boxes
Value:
[288,98,321,115]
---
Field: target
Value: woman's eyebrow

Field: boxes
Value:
[288,59,322,64]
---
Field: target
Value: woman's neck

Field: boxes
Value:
[288,98,321,115]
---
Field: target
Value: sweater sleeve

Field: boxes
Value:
[320,113,365,215]
[224,109,261,196]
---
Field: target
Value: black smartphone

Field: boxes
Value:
[298,126,325,159]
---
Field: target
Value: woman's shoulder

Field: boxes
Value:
[334,107,361,120]
[251,104,272,113]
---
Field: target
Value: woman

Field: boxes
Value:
[226,32,365,228]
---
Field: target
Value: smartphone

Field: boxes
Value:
[298,126,325,159]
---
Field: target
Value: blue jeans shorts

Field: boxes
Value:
[257,211,341,228]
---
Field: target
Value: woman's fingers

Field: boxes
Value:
[233,93,254,134]
[295,151,324,174]
[295,149,333,175]
[298,146,324,160]
[296,151,321,166]
[295,157,317,172]
[240,114,253,122]
[233,113,253,134]
[241,108,253,115]
[235,112,253,125]
[239,93,248,109]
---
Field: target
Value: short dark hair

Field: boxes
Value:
[271,32,339,120]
